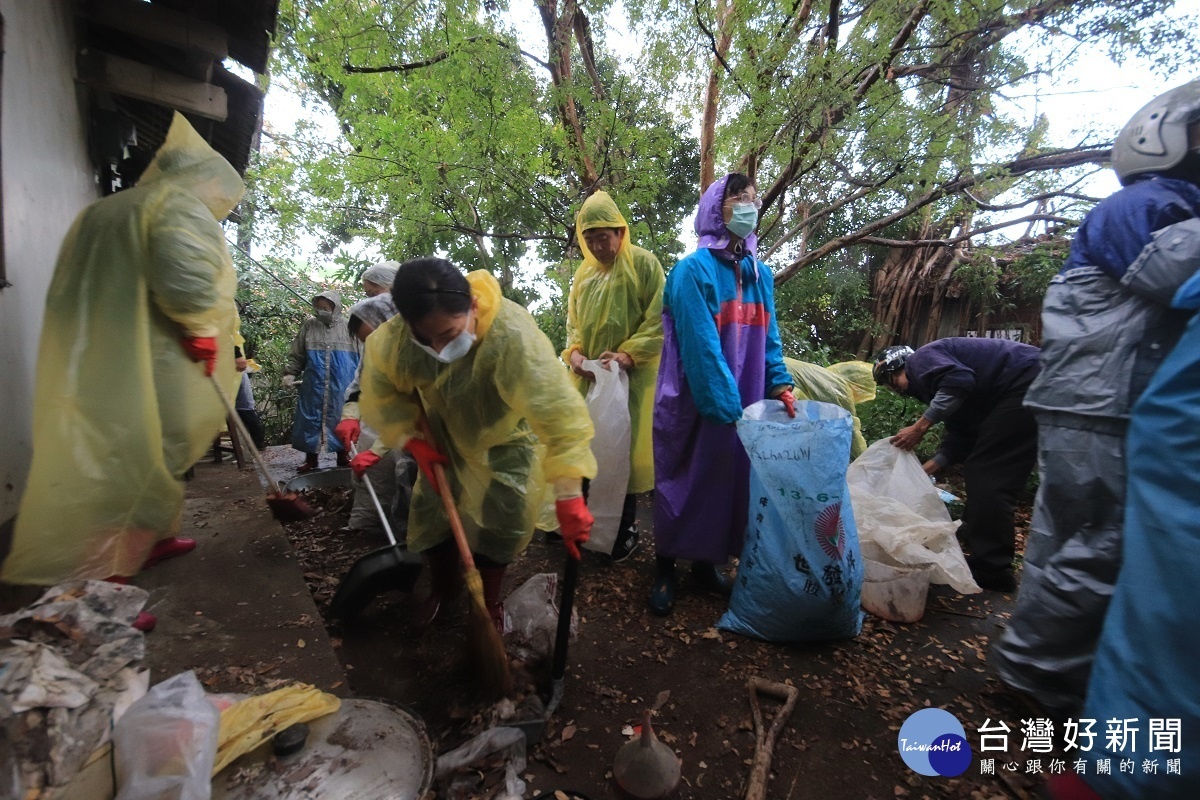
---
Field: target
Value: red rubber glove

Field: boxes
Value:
[350,450,381,478]
[404,438,449,494]
[181,336,219,376]
[335,419,361,451]
[555,496,593,560]
[778,389,797,418]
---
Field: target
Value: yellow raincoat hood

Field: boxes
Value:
[576,191,632,268]
[139,113,245,220]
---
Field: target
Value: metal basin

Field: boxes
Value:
[211,698,433,799]
[283,467,354,492]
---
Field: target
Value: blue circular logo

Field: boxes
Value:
[897,708,972,776]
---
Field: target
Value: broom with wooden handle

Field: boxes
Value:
[417,414,512,698]
[210,375,316,523]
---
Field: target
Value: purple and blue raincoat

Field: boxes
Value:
[652,175,792,564]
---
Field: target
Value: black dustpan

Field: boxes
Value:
[329,456,424,619]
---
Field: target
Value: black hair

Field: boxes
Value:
[392,257,472,323]
[347,314,364,337]
[724,172,752,200]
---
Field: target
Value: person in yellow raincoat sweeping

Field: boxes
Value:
[360,258,597,632]
[783,358,877,459]
[563,191,665,562]
[2,113,243,630]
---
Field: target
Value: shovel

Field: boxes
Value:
[328,447,424,619]
[512,551,579,743]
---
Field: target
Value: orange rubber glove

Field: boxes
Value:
[350,450,381,478]
[335,419,361,451]
[404,438,449,494]
[181,336,219,376]
[555,496,593,560]
[778,389,797,418]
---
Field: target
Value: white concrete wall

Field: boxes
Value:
[0,0,97,525]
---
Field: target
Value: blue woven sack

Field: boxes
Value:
[718,400,864,641]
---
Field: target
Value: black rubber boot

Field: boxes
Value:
[412,541,462,631]
[691,561,733,595]
[649,556,677,617]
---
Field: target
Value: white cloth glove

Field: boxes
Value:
[281,374,296,388]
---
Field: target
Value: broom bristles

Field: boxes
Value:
[463,568,512,698]
[266,492,317,523]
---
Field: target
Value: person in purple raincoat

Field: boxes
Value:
[650,173,797,616]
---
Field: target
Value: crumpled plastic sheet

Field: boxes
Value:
[0,580,150,798]
[437,726,527,799]
[503,573,576,662]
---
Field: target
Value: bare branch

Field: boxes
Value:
[774,144,1111,283]
[434,224,570,244]
[759,0,931,215]
[344,35,550,74]
[859,213,1077,248]
[963,187,1105,212]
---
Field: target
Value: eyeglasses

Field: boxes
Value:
[728,191,762,209]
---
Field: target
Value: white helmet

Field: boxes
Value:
[1112,79,1200,186]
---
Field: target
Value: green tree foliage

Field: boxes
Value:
[628,0,1189,354]
[253,0,1191,354]
[252,0,699,297]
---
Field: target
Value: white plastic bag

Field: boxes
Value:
[113,671,219,800]
[846,441,980,594]
[581,359,631,553]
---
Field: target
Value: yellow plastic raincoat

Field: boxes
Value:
[3,113,243,586]
[562,192,664,493]
[784,358,877,459]
[360,270,596,563]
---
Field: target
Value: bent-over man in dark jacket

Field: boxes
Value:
[873,337,1041,592]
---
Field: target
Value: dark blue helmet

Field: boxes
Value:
[872,345,914,385]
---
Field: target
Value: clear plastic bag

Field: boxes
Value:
[846,440,980,594]
[503,573,576,661]
[113,671,219,800]
[581,359,631,553]
[435,726,527,799]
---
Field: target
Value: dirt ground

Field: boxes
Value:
[277,477,1052,800]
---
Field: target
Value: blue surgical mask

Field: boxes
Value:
[727,203,759,240]
[413,315,476,363]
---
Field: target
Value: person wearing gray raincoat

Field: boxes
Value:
[993,79,1200,716]
[361,260,399,297]
[282,291,360,472]
[335,293,417,537]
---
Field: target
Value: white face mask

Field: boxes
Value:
[412,314,476,363]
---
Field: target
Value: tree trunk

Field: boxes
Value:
[858,215,969,357]
[699,0,734,192]
[537,0,599,188]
